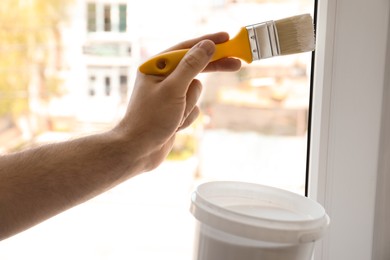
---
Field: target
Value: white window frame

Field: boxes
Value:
[309,0,390,259]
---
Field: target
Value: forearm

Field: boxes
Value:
[0,130,145,240]
[0,34,239,241]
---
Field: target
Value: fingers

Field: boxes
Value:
[166,33,242,73]
[152,32,241,77]
[178,107,200,131]
[165,40,215,95]
[176,79,202,131]
[204,57,242,73]
[164,32,241,73]
[163,32,229,53]
[183,79,202,120]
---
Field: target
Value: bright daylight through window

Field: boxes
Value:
[0,0,314,259]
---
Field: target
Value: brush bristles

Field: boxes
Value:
[275,14,315,55]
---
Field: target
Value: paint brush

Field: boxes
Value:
[139,13,315,76]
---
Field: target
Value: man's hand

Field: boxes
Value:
[116,33,241,172]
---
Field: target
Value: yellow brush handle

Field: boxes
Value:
[139,27,253,76]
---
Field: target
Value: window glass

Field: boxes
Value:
[88,75,96,96]
[104,5,111,32]
[120,75,128,99]
[0,0,315,259]
[104,76,111,96]
[87,3,96,32]
[119,4,127,32]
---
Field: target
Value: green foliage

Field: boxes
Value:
[0,0,73,118]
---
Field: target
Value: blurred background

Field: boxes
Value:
[0,0,314,259]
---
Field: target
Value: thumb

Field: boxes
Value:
[166,40,215,92]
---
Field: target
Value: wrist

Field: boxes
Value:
[107,125,158,174]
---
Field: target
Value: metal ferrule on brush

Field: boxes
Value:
[246,21,280,61]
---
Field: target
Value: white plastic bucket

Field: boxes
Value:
[190,181,330,260]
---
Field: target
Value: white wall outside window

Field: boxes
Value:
[309,0,390,259]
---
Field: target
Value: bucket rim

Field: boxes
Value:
[190,181,330,244]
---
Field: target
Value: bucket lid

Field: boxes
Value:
[190,181,330,244]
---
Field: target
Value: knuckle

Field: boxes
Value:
[183,52,204,70]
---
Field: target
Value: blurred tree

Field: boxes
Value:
[0,0,73,128]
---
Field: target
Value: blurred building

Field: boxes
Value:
[58,0,140,131]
